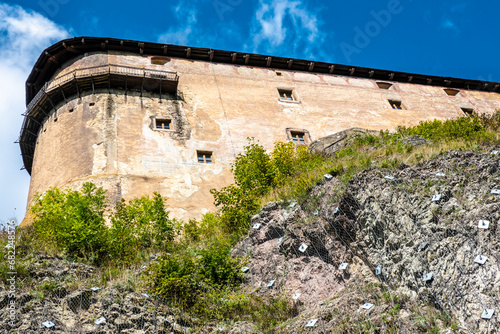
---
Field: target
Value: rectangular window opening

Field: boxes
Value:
[278,88,296,102]
[275,71,283,76]
[156,119,172,130]
[89,102,95,107]
[461,108,474,116]
[291,131,306,144]
[197,151,213,164]
[388,100,404,110]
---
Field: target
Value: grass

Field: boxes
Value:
[263,114,500,206]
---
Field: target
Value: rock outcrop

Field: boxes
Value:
[2,149,500,333]
[309,128,378,156]
[233,149,500,333]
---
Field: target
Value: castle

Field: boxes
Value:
[20,37,500,221]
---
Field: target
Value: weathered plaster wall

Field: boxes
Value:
[26,51,500,221]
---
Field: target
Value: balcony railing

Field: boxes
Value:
[27,64,178,111]
[19,64,179,174]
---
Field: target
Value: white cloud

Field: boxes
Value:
[440,3,468,36]
[157,1,198,46]
[0,3,70,223]
[248,0,326,60]
[0,3,69,70]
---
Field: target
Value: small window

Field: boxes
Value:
[388,100,404,110]
[275,71,283,76]
[286,128,310,145]
[291,131,306,144]
[197,151,213,164]
[376,82,393,89]
[69,108,74,113]
[278,89,297,102]
[461,108,474,116]
[89,102,95,107]
[151,57,170,65]
[156,119,172,130]
[444,89,460,96]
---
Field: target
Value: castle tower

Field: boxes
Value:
[20,37,500,221]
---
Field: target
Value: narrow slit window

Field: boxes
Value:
[376,82,393,89]
[197,151,213,164]
[156,119,172,130]
[278,89,296,102]
[291,131,306,144]
[275,71,283,76]
[388,100,404,110]
[444,89,460,96]
[461,108,474,116]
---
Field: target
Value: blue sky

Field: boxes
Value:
[0,0,499,224]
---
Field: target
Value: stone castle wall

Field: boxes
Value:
[26,51,500,221]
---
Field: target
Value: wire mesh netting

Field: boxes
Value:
[1,149,499,333]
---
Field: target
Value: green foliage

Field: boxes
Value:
[109,193,178,264]
[268,141,297,186]
[211,139,273,233]
[144,242,245,310]
[0,261,30,286]
[31,183,109,264]
[30,183,177,265]
[0,226,32,286]
[211,139,331,235]
[183,213,223,244]
[147,253,199,307]
[198,242,243,287]
[399,112,500,143]
[389,303,400,316]
[36,280,61,299]
[401,116,484,141]
[232,139,274,193]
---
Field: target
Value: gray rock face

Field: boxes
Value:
[309,127,378,156]
[0,253,185,333]
[65,289,92,312]
[233,150,500,332]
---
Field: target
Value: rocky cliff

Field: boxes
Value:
[232,149,500,333]
[2,149,499,333]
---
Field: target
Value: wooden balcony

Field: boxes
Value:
[19,64,179,174]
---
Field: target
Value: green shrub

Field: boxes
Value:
[109,193,178,263]
[31,183,109,264]
[399,115,487,141]
[146,253,200,307]
[145,241,245,310]
[183,212,224,244]
[30,183,177,266]
[211,139,272,234]
[198,242,244,287]
[211,138,330,234]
